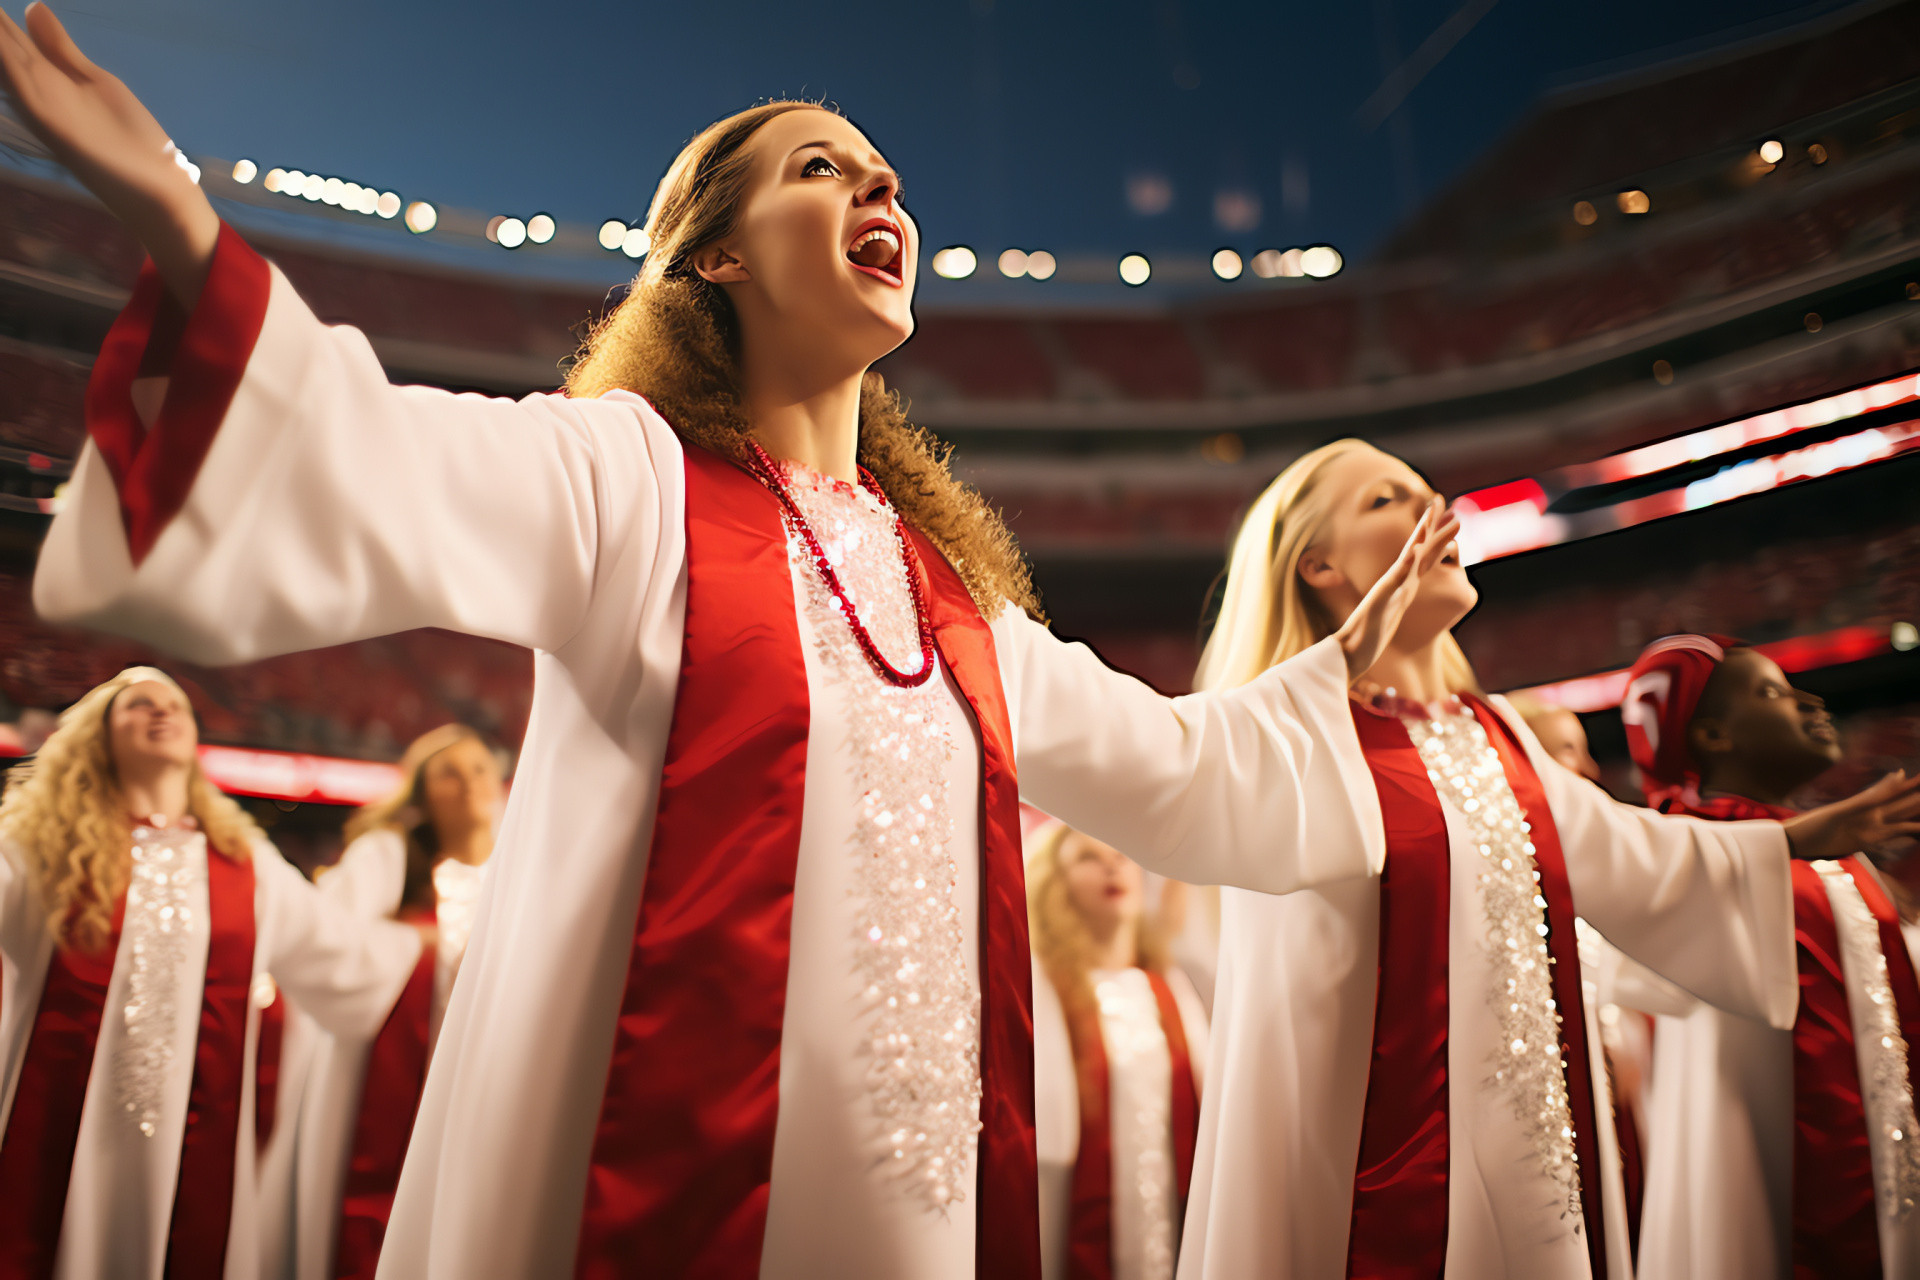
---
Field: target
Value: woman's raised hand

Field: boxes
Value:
[1783,770,1920,862]
[1333,496,1463,683]
[0,3,219,305]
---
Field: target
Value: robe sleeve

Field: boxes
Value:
[1494,698,1798,1030]
[254,842,423,1040]
[992,613,1380,893]
[1030,958,1077,1280]
[319,830,408,919]
[33,223,668,662]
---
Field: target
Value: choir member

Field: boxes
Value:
[260,725,501,1280]
[1028,823,1208,1280]
[1181,439,1920,1278]
[0,668,421,1279]
[2,13,1457,1275]
[1620,634,1920,1279]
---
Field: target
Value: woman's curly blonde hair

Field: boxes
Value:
[565,100,1040,620]
[0,668,260,953]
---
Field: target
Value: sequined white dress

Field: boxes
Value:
[258,831,491,1280]
[0,828,420,1280]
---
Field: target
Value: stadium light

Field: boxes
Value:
[930,246,977,279]
[1300,245,1343,278]
[1212,248,1243,280]
[1025,250,1057,281]
[404,201,437,234]
[527,214,556,245]
[232,159,258,184]
[621,227,651,259]
[1118,253,1151,286]
[599,220,629,252]
[497,218,528,250]
[999,249,1029,279]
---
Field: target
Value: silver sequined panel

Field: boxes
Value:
[780,464,983,1214]
[1815,860,1920,1222]
[1403,706,1583,1223]
[116,823,205,1138]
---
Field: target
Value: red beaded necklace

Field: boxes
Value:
[744,439,938,688]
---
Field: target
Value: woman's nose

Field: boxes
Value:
[856,174,895,208]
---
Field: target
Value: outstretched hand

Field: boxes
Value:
[1783,770,1920,862]
[1333,497,1463,683]
[0,3,219,303]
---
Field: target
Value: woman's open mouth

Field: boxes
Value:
[847,218,904,286]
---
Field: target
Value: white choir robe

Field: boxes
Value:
[0,833,420,1280]
[37,244,1382,1278]
[259,830,486,1280]
[1174,696,1798,1280]
[1617,855,1920,1280]
[1033,963,1210,1280]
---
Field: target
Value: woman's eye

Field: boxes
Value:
[801,156,840,178]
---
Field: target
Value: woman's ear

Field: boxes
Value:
[1297,550,1344,592]
[693,241,751,285]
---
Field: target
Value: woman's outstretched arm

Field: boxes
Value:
[994,505,1456,894]
[6,6,673,660]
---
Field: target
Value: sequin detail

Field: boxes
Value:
[780,462,982,1213]
[1094,969,1178,1280]
[1403,705,1582,1223]
[431,857,488,1049]
[1814,860,1920,1222]
[116,823,205,1138]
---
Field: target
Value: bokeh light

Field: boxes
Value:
[497,218,528,250]
[1118,254,1151,286]
[999,249,1029,278]
[376,191,402,219]
[1300,245,1343,278]
[599,220,629,252]
[527,214,556,245]
[1616,189,1651,215]
[1025,251,1057,281]
[621,227,651,259]
[1573,200,1598,225]
[404,201,437,234]
[231,159,257,184]
[1212,248,1243,280]
[931,246,977,279]
[1759,139,1785,164]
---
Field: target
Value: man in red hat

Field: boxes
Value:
[1621,634,1920,1280]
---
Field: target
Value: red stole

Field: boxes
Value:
[1063,970,1200,1280]
[334,907,437,1280]
[1658,794,1920,1274]
[1343,698,1608,1279]
[0,843,255,1280]
[0,902,126,1280]
[575,443,1039,1278]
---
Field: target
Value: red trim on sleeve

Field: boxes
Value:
[84,223,272,565]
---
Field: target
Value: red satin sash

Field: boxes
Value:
[0,901,126,1280]
[1787,857,1920,1277]
[334,907,436,1280]
[1062,970,1200,1280]
[1473,698,1608,1278]
[1341,700,1608,1279]
[165,844,257,1280]
[576,444,1039,1278]
[1345,703,1452,1280]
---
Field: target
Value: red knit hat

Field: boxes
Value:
[1621,634,1746,792]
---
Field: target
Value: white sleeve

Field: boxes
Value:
[993,613,1380,893]
[320,830,409,919]
[255,842,422,1039]
[34,244,674,662]
[1167,966,1211,1092]
[1494,698,1797,1030]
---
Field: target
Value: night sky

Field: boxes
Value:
[21,0,1846,276]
